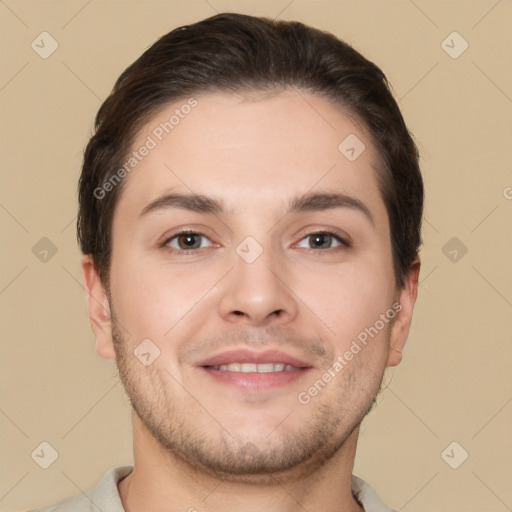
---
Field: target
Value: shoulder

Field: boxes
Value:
[351,475,397,512]
[28,492,92,512]
[28,465,133,512]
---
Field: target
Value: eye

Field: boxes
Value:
[164,231,212,251]
[296,232,348,250]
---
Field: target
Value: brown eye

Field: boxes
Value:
[310,233,335,249]
[165,232,210,251]
[297,232,346,250]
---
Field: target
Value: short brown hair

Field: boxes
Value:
[77,12,423,288]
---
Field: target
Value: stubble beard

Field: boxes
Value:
[110,314,384,483]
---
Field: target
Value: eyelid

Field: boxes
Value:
[294,234,350,253]
[161,229,215,250]
[160,227,352,252]
[294,228,352,248]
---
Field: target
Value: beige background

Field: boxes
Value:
[1,0,511,511]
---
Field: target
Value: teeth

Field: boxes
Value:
[256,363,274,373]
[214,363,298,372]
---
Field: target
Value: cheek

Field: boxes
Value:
[297,267,395,391]
[294,259,395,344]
[109,255,211,342]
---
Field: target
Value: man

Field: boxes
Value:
[34,12,422,512]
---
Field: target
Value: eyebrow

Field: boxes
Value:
[140,193,224,217]
[139,191,375,225]
[287,191,374,225]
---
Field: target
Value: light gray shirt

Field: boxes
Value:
[31,465,396,512]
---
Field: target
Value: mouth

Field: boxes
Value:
[206,362,301,373]
[197,349,313,391]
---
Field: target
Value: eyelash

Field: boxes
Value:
[162,229,350,254]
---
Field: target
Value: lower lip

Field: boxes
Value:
[199,367,312,391]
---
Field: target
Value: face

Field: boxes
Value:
[83,89,418,480]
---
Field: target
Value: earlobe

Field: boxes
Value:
[387,259,420,367]
[80,255,116,361]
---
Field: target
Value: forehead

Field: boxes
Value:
[114,89,387,223]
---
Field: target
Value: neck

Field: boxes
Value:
[118,410,364,512]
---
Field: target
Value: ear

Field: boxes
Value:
[81,255,116,360]
[387,259,420,367]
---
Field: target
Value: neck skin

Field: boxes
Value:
[118,409,365,512]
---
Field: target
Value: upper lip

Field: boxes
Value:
[197,349,313,368]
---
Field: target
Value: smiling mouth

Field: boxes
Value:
[205,363,301,373]
[197,349,313,391]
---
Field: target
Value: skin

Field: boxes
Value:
[82,89,419,512]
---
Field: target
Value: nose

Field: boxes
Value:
[218,243,299,327]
